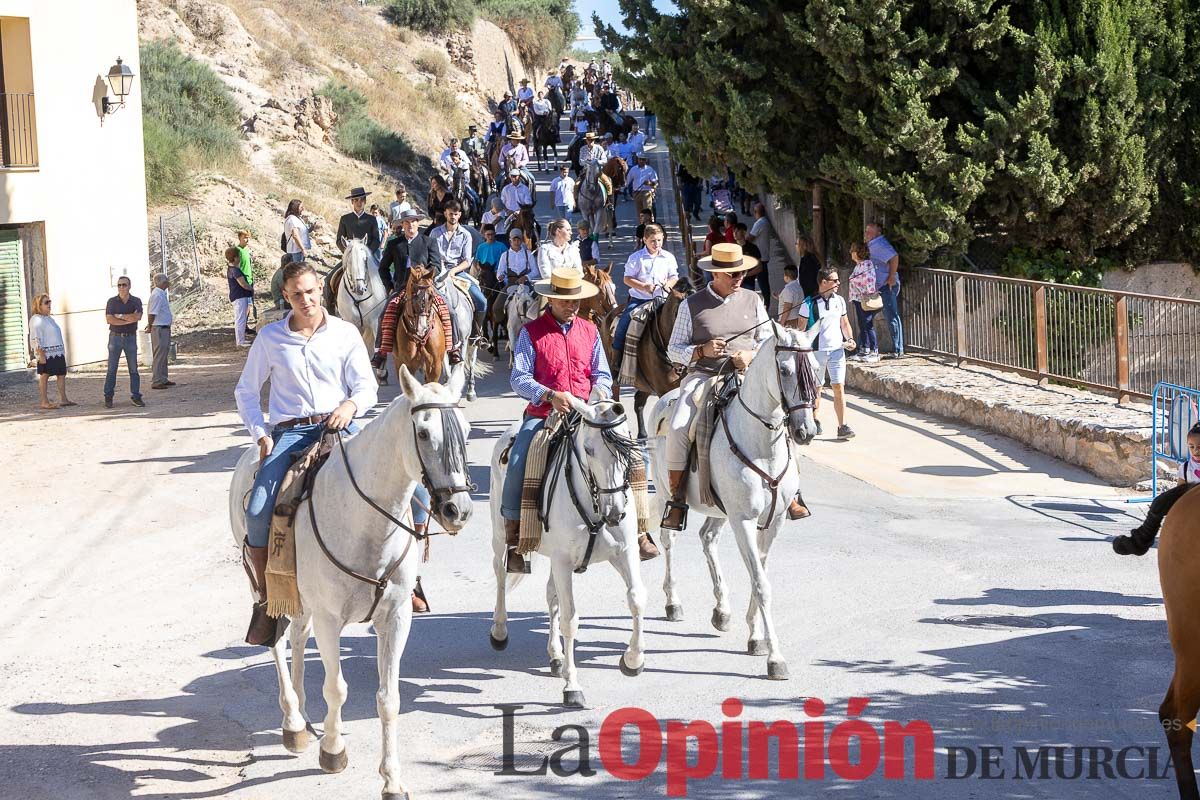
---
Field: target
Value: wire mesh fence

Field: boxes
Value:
[147,206,202,312]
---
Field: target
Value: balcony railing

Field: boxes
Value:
[903,267,1200,403]
[0,92,37,168]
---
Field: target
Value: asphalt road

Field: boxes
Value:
[0,114,1177,800]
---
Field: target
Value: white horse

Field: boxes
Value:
[438,277,483,401]
[336,237,388,355]
[647,325,818,680]
[228,365,473,799]
[576,159,613,243]
[488,395,648,708]
[504,283,539,368]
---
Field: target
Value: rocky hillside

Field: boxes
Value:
[137,0,540,328]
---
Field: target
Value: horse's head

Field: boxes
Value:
[343,237,372,295]
[397,364,473,530]
[508,283,535,321]
[569,393,638,526]
[759,324,819,445]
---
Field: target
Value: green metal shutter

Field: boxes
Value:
[0,230,27,371]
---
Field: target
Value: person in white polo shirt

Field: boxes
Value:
[613,223,677,377]
[797,266,857,440]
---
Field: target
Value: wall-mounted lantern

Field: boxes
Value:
[102,57,135,116]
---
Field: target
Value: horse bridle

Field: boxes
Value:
[541,404,636,574]
[343,244,385,329]
[305,401,473,622]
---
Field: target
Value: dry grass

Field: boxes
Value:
[414,48,449,78]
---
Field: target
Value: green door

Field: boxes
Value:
[0,230,27,371]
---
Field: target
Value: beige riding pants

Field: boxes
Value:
[665,371,710,470]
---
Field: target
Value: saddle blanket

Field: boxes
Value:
[617,300,658,387]
[266,433,338,618]
[517,414,654,556]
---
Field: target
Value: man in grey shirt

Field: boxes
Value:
[145,273,175,389]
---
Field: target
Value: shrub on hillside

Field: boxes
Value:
[414,49,449,78]
[140,40,240,202]
[482,0,579,68]
[383,0,474,33]
[318,81,416,168]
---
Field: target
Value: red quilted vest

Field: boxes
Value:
[525,311,598,418]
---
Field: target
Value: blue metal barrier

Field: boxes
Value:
[1148,382,1199,499]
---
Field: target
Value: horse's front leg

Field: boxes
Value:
[699,518,732,632]
[375,601,414,799]
[730,515,788,680]
[634,392,649,441]
[661,528,683,621]
[277,613,313,752]
[313,612,351,771]
[490,507,510,650]
[609,529,647,676]
[550,557,585,707]
[545,575,564,676]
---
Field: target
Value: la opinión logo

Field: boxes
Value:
[495,697,935,796]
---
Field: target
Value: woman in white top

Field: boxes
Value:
[480,197,508,232]
[283,199,310,264]
[28,293,74,409]
[537,218,581,276]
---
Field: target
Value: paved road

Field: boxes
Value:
[0,316,1172,800]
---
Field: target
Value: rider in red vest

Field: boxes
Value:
[503,267,659,572]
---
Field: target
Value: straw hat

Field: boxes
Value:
[583,131,597,141]
[698,242,758,272]
[534,267,599,299]
[506,131,526,141]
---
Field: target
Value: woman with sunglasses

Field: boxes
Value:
[29,294,74,410]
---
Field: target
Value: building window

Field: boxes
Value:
[0,17,36,169]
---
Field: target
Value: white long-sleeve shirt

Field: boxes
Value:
[234,311,378,442]
[538,240,581,276]
[668,286,770,366]
[498,247,540,286]
[501,182,533,213]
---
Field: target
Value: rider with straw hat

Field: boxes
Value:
[661,242,810,530]
[503,267,660,573]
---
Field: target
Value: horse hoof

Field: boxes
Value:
[665,604,684,622]
[282,727,310,753]
[747,638,768,656]
[489,632,508,651]
[467,391,477,401]
[382,793,411,800]
[767,660,790,681]
[619,654,643,677]
[550,659,563,677]
[711,610,732,632]
[563,690,586,708]
[319,747,348,773]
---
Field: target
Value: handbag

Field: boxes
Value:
[861,292,883,312]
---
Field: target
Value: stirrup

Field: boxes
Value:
[245,602,288,647]
[661,500,688,531]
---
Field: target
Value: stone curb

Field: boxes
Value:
[844,358,1153,487]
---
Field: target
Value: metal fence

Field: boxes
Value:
[903,267,1200,402]
[147,206,203,311]
[0,92,37,168]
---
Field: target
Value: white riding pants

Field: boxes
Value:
[666,371,710,470]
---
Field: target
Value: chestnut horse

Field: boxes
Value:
[391,266,448,383]
[600,282,691,440]
[1157,485,1200,800]
[579,263,617,326]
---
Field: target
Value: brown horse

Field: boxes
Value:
[1157,485,1200,800]
[600,284,691,440]
[509,206,539,249]
[579,262,617,326]
[391,267,448,384]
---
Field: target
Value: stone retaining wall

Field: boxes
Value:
[844,357,1154,487]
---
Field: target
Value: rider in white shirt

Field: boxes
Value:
[531,92,553,118]
[580,132,607,167]
[516,79,534,104]
[501,170,534,214]
[537,219,582,277]
[497,229,539,291]
[499,132,530,176]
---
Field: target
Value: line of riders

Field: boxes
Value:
[422,59,647,232]
[240,212,819,632]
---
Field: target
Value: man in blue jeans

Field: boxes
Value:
[235,261,428,643]
[613,224,679,379]
[866,221,903,357]
[103,277,144,408]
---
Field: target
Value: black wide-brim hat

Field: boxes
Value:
[346,187,370,200]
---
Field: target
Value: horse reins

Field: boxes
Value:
[305,402,474,622]
[540,406,637,574]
